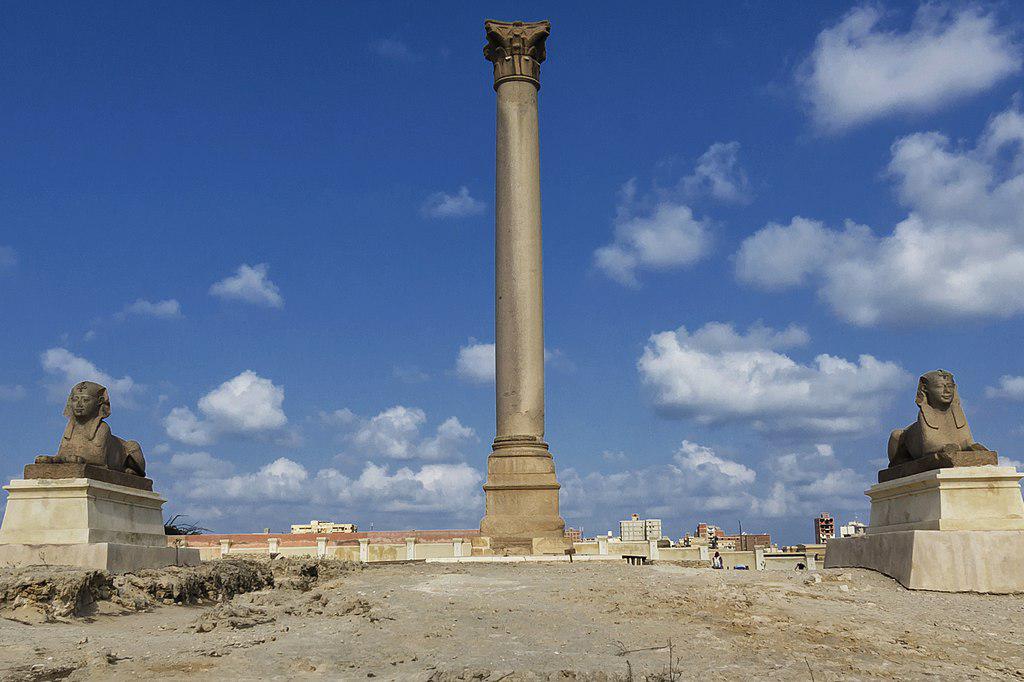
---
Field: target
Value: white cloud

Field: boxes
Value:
[637,322,907,435]
[675,440,756,486]
[758,444,870,517]
[456,340,495,384]
[209,263,284,308]
[168,451,236,479]
[175,455,483,519]
[164,407,214,446]
[190,457,309,502]
[737,103,1024,326]
[40,348,141,408]
[421,186,486,219]
[164,370,288,446]
[600,450,629,464]
[351,406,426,459]
[595,178,712,287]
[419,417,476,461]
[317,462,483,514]
[0,246,15,271]
[560,440,862,525]
[800,4,1020,132]
[117,298,182,320]
[681,142,751,203]
[319,408,358,426]
[339,406,477,461]
[0,385,26,401]
[372,37,416,61]
[1001,456,1024,471]
[678,321,810,352]
[736,217,872,290]
[986,375,1024,400]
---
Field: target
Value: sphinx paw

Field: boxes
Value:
[34,455,54,464]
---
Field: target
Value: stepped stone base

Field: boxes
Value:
[1,476,198,573]
[825,530,1024,593]
[480,437,566,554]
[867,466,1024,533]
[0,542,200,573]
[827,466,1024,592]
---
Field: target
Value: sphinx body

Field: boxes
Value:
[888,370,987,466]
[35,381,146,476]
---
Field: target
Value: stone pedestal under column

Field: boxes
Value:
[826,466,1024,592]
[0,476,200,573]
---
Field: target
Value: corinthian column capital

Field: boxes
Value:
[483,20,550,90]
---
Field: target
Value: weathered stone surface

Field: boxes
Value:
[878,449,998,483]
[0,542,200,574]
[886,370,992,479]
[33,380,146,476]
[831,464,1024,592]
[0,478,168,547]
[24,463,152,491]
[483,20,549,90]
[479,19,564,549]
[867,466,1024,533]
[825,530,1024,593]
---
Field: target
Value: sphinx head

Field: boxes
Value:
[63,381,111,422]
[917,370,956,410]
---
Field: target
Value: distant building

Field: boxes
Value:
[721,533,772,552]
[814,513,835,544]
[839,521,867,538]
[695,523,725,544]
[290,520,357,534]
[564,527,582,543]
[619,513,662,542]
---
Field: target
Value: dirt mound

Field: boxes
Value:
[0,559,283,619]
[189,604,275,633]
[0,558,361,621]
[113,559,274,607]
[267,557,361,591]
[0,566,111,620]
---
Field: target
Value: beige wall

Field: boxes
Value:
[657,547,706,562]
[718,551,757,569]
[209,539,472,563]
[573,541,601,555]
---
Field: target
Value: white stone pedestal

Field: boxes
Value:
[0,477,200,573]
[826,466,1024,593]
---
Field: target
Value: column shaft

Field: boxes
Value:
[494,79,545,441]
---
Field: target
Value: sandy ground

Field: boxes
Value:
[2,560,1023,681]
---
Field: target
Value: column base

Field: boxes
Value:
[480,436,565,553]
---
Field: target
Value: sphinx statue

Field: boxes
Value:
[34,381,146,476]
[887,370,990,467]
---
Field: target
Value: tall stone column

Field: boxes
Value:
[479,19,565,551]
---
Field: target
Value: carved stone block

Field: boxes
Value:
[878,449,999,483]
[24,463,153,491]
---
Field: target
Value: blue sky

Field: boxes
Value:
[3,2,1024,544]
